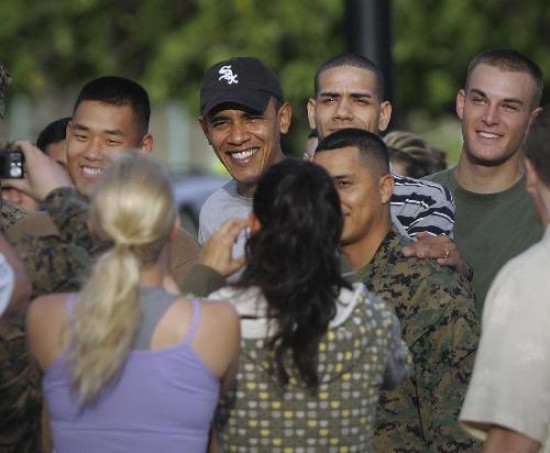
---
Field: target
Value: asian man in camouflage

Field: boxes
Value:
[6,76,200,297]
[314,128,480,452]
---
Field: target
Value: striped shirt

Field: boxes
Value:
[391,175,455,238]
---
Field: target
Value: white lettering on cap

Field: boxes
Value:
[218,65,239,85]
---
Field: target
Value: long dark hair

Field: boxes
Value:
[237,158,350,389]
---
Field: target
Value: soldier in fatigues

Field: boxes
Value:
[2,76,199,452]
[314,129,480,452]
[0,64,42,453]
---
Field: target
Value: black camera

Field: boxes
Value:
[0,150,25,179]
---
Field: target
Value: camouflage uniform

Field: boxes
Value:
[1,188,199,452]
[356,228,480,452]
[0,200,42,452]
[1,198,27,231]
[6,187,201,298]
[0,318,42,453]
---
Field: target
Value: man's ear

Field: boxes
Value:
[169,217,181,242]
[379,174,395,204]
[198,117,212,145]
[527,106,543,135]
[524,157,550,226]
[277,102,293,134]
[66,121,73,138]
[307,98,317,130]
[456,89,466,120]
[140,134,153,155]
[378,101,393,132]
[248,212,261,234]
[525,157,539,194]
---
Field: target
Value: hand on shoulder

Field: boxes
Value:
[402,232,471,278]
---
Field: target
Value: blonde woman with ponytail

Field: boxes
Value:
[26,156,240,452]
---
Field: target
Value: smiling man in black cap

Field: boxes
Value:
[198,57,292,247]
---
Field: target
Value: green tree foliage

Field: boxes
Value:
[393,0,550,116]
[1,0,549,152]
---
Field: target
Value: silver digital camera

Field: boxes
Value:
[0,150,25,179]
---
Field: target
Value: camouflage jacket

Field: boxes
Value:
[0,317,42,453]
[356,228,480,452]
[6,187,200,298]
[0,201,42,452]
[1,199,28,231]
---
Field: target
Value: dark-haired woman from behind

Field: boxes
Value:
[209,159,409,452]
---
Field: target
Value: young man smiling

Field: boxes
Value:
[197,57,292,248]
[7,76,200,296]
[424,48,544,311]
[313,128,479,452]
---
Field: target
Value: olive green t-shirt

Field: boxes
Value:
[426,168,543,313]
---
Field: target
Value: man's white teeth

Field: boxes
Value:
[479,131,499,139]
[232,149,256,160]
[83,167,102,177]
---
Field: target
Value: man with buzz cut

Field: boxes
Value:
[307,54,456,239]
[314,127,479,452]
[7,75,201,297]
[422,47,544,311]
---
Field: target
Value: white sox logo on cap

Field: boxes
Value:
[218,65,238,85]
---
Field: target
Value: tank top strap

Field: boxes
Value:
[65,293,78,319]
[182,298,201,345]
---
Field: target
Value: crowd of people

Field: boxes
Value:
[0,45,548,452]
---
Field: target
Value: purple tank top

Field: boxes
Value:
[44,294,220,453]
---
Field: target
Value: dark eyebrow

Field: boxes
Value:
[208,112,231,124]
[350,92,374,99]
[332,173,353,182]
[319,91,374,100]
[71,123,90,132]
[318,91,341,98]
[469,88,525,106]
[468,89,488,98]
[71,123,124,136]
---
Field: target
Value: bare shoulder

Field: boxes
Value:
[179,297,240,378]
[200,298,240,331]
[167,296,239,337]
[26,293,70,369]
[200,297,239,317]
[27,293,68,324]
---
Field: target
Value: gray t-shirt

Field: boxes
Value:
[198,176,455,257]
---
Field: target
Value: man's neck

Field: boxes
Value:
[236,181,256,199]
[342,220,392,270]
[236,153,287,199]
[454,151,523,194]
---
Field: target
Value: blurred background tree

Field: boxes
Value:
[0,0,549,164]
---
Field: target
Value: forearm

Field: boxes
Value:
[180,264,226,297]
[483,426,540,453]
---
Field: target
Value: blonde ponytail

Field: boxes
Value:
[67,156,176,404]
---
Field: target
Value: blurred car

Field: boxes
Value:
[171,172,230,239]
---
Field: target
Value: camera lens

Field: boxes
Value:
[10,166,22,178]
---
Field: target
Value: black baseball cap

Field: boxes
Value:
[199,57,284,117]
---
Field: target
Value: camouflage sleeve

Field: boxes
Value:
[415,273,481,452]
[180,264,226,297]
[381,310,411,390]
[0,318,42,453]
[1,199,28,232]
[14,234,91,298]
[44,187,95,248]
[367,290,411,390]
